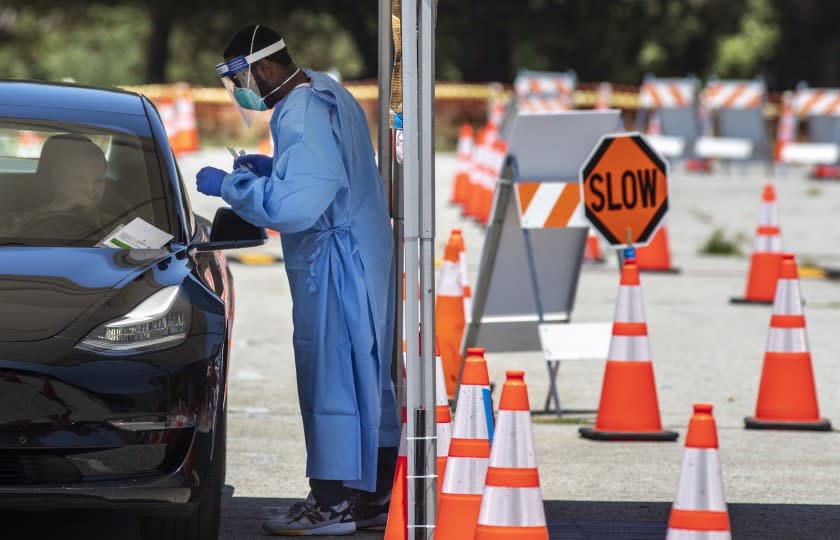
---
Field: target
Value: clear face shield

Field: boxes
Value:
[215,38,287,127]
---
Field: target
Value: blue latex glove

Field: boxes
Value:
[233,154,273,177]
[196,166,226,197]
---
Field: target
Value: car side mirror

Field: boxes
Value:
[192,208,268,252]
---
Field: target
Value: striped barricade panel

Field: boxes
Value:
[515,181,586,229]
[792,88,840,117]
[517,96,570,114]
[702,81,765,109]
[639,80,696,109]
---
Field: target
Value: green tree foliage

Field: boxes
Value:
[711,0,779,78]
[0,1,838,90]
[0,5,149,86]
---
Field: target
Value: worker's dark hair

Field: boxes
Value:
[223,25,293,66]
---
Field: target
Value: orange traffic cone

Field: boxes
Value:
[584,229,605,264]
[435,342,452,495]
[595,82,612,110]
[666,404,731,539]
[774,91,795,164]
[635,224,680,273]
[385,340,450,540]
[731,184,784,305]
[580,249,678,441]
[477,140,508,225]
[384,366,408,540]
[455,231,472,323]
[647,110,662,135]
[16,130,44,158]
[451,124,474,207]
[464,128,489,220]
[435,348,492,540]
[174,83,200,154]
[436,230,466,398]
[487,98,506,133]
[745,254,831,430]
[475,371,547,540]
[157,97,180,155]
[259,132,273,156]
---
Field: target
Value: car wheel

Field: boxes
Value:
[142,406,226,540]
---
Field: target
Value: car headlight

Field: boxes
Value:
[77,286,190,355]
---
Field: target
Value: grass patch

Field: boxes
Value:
[807,186,823,198]
[532,416,594,425]
[699,228,744,256]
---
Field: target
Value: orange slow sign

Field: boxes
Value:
[579,133,669,246]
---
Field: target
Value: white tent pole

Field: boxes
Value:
[418,0,437,537]
[400,1,425,538]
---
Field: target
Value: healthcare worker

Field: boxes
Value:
[196,25,399,536]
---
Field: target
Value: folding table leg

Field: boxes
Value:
[543,360,562,417]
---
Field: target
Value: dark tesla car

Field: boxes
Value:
[0,80,266,539]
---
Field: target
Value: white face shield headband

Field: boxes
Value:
[215,27,296,127]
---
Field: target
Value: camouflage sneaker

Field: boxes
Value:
[350,491,391,530]
[262,499,355,536]
[260,491,315,519]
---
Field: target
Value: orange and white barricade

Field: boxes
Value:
[637,75,700,159]
[696,78,769,161]
[475,371,548,540]
[514,69,576,114]
[782,84,840,175]
[515,177,606,269]
[515,180,586,230]
[435,348,492,540]
[666,404,731,539]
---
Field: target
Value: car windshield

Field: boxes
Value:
[0,119,175,247]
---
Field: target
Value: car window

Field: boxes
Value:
[0,121,175,247]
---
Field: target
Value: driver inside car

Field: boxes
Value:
[9,134,109,240]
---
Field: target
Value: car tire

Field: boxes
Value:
[142,406,226,540]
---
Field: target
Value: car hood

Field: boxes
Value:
[0,247,173,342]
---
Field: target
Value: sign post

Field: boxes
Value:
[579,132,670,249]
[577,132,677,442]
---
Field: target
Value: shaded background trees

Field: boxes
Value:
[0,0,837,90]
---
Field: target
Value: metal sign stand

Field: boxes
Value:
[461,111,621,354]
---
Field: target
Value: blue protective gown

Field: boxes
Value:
[220,69,399,492]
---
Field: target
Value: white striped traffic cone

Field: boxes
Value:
[435,348,492,540]
[731,184,784,305]
[666,403,731,539]
[384,363,407,539]
[580,248,678,441]
[475,371,548,540]
[435,340,452,495]
[451,124,474,206]
[436,231,466,398]
[745,253,831,430]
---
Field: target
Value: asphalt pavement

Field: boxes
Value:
[7,148,839,539]
[187,149,840,539]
